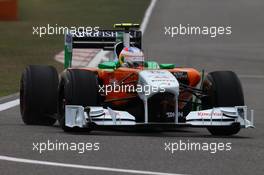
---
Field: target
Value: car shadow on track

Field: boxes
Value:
[62,127,252,139]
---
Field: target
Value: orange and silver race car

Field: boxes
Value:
[20,23,254,136]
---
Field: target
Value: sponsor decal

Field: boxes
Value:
[198,112,222,117]
[73,30,138,38]
[166,112,175,118]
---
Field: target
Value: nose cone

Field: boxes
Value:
[138,70,179,99]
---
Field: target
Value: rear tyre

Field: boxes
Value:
[58,69,100,132]
[20,65,58,125]
[202,71,244,136]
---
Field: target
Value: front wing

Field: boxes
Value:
[65,105,254,129]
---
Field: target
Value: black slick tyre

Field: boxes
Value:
[58,69,100,132]
[20,65,58,125]
[202,71,244,136]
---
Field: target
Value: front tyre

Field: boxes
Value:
[202,71,244,136]
[20,65,58,125]
[58,69,100,132]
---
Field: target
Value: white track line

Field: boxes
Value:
[0,99,19,112]
[140,0,157,34]
[0,155,184,175]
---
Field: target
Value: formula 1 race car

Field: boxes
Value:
[20,23,254,135]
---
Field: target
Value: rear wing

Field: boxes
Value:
[64,30,142,68]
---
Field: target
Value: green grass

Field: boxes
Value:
[0,0,150,96]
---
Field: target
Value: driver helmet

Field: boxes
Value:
[119,47,144,67]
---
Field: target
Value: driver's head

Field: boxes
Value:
[119,47,144,68]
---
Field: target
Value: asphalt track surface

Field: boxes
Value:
[1,0,264,175]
